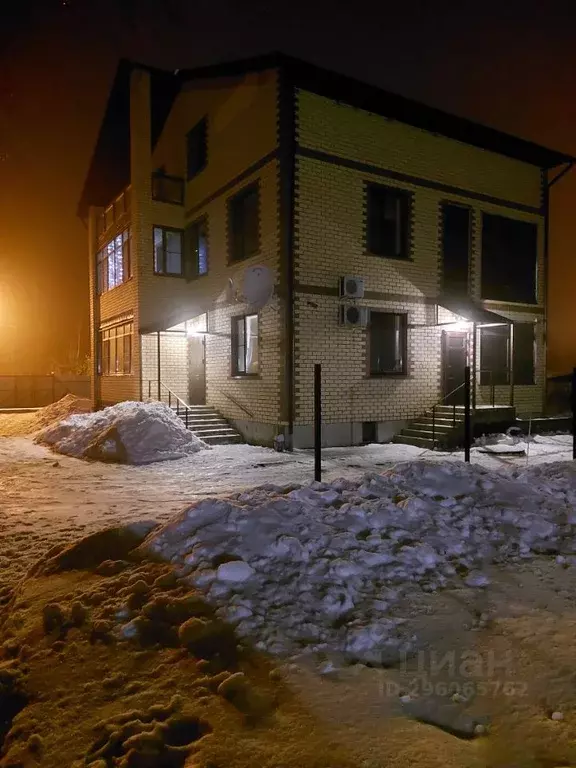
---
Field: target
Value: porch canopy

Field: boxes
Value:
[437,295,511,327]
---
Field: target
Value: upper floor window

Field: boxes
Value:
[232,314,259,375]
[96,187,131,240]
[228,183,259,263]
[98,321,133,376]
[481,213,538,304]
[369,311,407,376]
[152,172,184,204]
[186,117,207,180]
[186,218,208,278]
[441,203,471,296]
[96,228,131,294]
[366,183,411,259]
[153,226,183,276]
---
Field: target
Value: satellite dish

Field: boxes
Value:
[242,265,274,309]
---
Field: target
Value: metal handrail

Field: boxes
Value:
[429,381,466,450]
[146,380,192,429]
[478,369,497,407]
[215,388,255,419]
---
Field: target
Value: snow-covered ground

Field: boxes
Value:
[0,430,573,591]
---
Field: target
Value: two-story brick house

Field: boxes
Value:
[78,53,574,448]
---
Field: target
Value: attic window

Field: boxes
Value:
[186,117,207,180]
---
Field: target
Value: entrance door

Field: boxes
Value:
[188,335,206,405]
[442,331,467,405]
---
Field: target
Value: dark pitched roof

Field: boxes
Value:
[78,52,575,219]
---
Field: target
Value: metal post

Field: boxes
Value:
[314,363,322,482]
[432,406,436,449]
[464,365,471,463]
[509,323,515,407]
[572,367,576,460]
[472,322,477,410]
[491,371,495,407]
[156,331,161,401]
[148,379,151,399]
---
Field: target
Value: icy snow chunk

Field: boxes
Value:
[216,561,255,583]
[464,571,490,588]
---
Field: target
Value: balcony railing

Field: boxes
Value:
[152,172,184,205]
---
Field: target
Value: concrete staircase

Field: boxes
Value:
[171,404,244,445]
[392,405,466,450]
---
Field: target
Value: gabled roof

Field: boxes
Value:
[78,52,575,219]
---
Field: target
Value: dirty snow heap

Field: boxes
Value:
[36,400,209,464]
[142,460,576,665]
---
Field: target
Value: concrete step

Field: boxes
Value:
[202,434,244,445]
[402,428,446,440]
[392,435,436,449]
[411,421,454,433]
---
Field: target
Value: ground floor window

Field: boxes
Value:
[480,325,509,385]
[369,312,407,375]
[513,322,535,385]
[98,322,133,375]
[232,314,259,375]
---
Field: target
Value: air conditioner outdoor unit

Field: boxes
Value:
[340,304,369,327]
[340,275,365,299]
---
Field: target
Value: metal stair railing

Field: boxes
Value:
[146,380,192,429]
[429,382,466,449]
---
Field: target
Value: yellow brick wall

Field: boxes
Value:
[135,69,282,433]
[152,71,278,200]
[297,91,542,208]
[294,89,545,430]
[141,332,188,403]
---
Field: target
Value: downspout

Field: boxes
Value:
[543,160,574,412]
[278,65,296,449]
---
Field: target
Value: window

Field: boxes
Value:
[96,229,131,294]
[366,184,411,259]
[185,218,208,278]
[513,322,535,385]
[98,322,133,376]
[232,314,259,375]
[152,172,184,204]
[480,325,509,385]
[481,214,538,304]
[369,312,407,375]
[441,203,471,295]
[153,227,183,276]
[186,117,207,180]
[228,184,259,263]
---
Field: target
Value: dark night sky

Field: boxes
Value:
[1,0,575,373]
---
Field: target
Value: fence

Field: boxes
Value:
[0,376,90,408]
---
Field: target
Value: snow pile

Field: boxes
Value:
[36,400,209,464]
[34,393,92,430]
[143,460,573,664]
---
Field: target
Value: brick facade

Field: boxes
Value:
[292,90,545,445]
[86,61,553,446]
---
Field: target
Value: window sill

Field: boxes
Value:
[365,373,411,380]
[153,271,185,279]
[365,251,413,262]
[227,252,260,266]
[98,373,134,378]
[229,374,260,380]
[97,277,133,297]
[152,197,184,206]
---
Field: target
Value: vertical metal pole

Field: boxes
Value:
[572,367,576,461]
[314,363,322,482]
[464,365,471,463]
[157,331,161,401]
[472,322,477,410]
[148,380,151,399]
[432,406,436,449]
[509,322,515,407]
